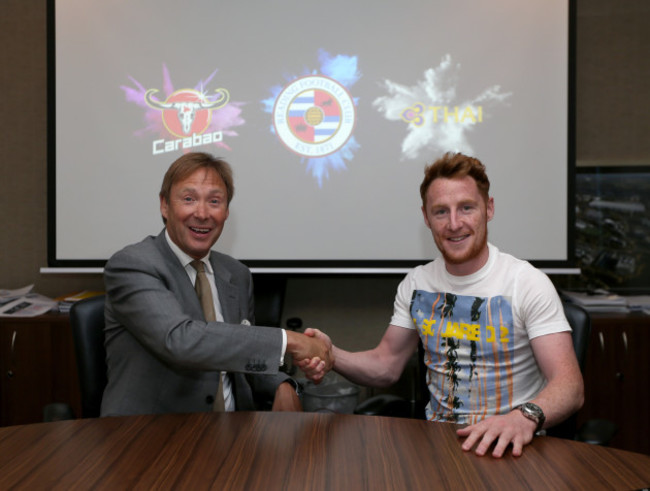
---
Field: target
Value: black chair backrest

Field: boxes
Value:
[69,294,107,418]
[562,300,591,370]
[546,300,591,439]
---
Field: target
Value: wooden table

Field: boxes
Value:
[1,412,649,490]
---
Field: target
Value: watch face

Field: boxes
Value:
[523,403,543,418]
[520,402,545,432]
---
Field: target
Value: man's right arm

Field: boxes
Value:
[104,242,287,374]
[300,325,419,387]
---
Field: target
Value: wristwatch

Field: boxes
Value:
[517,402,545,433]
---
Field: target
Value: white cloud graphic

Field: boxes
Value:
[373,55,512,160]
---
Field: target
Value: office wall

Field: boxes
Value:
[575,2,650,164]
[0,0,105,296]
[1,1,649,357]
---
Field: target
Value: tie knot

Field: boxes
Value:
[190,260,206,273]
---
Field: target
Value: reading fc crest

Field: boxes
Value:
[273,75,355,158]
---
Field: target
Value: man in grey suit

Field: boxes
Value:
[101,152,331,416]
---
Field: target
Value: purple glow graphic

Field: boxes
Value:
[121,64,245,151]
[262,49,361,187]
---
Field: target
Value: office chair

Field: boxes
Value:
[253,275,287,327]
[549,301,616,444]
[545,301,589,439]
[69,294,107,418]
[355,300,617,445]
[353,342,427,419]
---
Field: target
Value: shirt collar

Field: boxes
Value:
[164,229,213,274]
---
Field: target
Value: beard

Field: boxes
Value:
[434,228,489,267]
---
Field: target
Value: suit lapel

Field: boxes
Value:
[154,230,241,323]
[210,254,239,323]
[154,230,205,320]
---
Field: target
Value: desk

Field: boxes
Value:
[578,312,650,454]
[0,313,81,426]
[1,412,649,490]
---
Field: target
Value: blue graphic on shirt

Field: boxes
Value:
[410,290,515,424]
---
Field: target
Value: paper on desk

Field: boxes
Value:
[561,290,627,306]
[0,293,58,317]
[561,290,630,313]
[0,284,34,305]
[625,295,650,313]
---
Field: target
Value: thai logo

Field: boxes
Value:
[373,54,511,160]
[145,88,229,138]
[273,75,355,159]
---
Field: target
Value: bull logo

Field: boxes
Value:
[145,88,229,138]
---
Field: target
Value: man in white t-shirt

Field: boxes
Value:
[301,152,583,458]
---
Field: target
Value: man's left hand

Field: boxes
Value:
[271,381,303,412]
[456,410,537,458]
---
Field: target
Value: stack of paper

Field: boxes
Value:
[0,285,58,317]
[625,295,650,314]
[57,290,104,313]
[561,290,629,313]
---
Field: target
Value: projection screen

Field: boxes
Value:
[48,0,575,272]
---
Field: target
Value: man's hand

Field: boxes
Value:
[293,328,333,383]
[285,330,333,383]
[456,410,537,458]
[271,381,302,412]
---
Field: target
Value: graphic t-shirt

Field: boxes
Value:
[390,244,570,424]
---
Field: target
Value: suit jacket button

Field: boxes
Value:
[206,395,215,405]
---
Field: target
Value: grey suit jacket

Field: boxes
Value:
[101,230,289,416]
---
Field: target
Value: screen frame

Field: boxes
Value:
[46,0,577,274]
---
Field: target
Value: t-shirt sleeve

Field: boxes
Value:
[516,265,571,340]
[389,271,418,329]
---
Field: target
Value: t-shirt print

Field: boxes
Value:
[410,290,515,424]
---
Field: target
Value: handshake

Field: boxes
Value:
[286,328,333,383]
